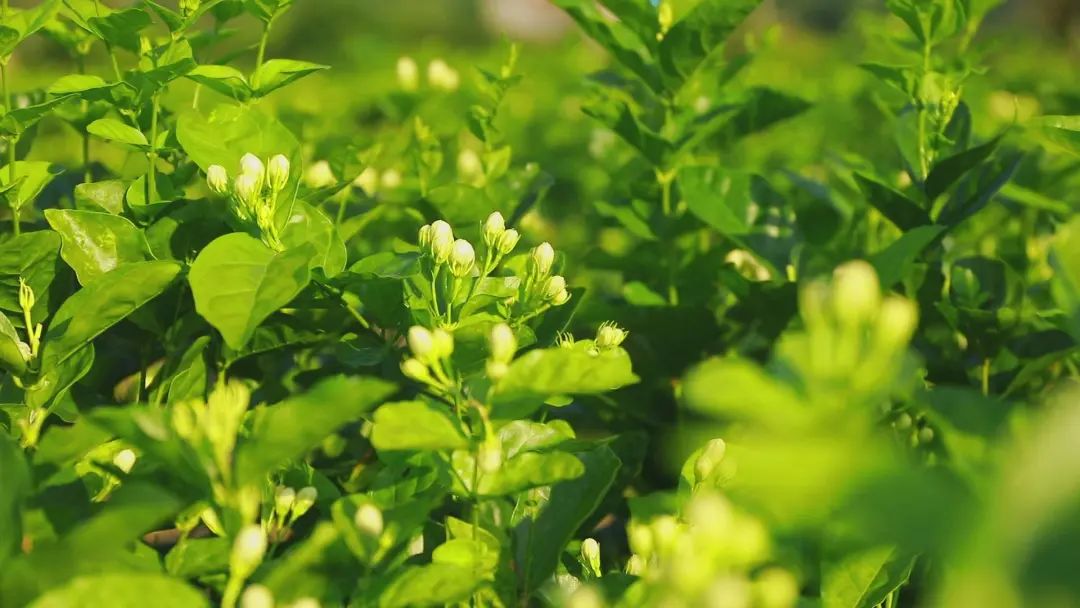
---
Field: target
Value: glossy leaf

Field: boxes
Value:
[45,209,152,285]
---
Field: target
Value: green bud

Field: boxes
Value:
[407,326,435,361]
[894,412,913,430]
[449,239,476,277]
[581,537,601,577]
[483,212,505,249]
[234,173,261,209]
[531,242,555,276]
[18,278,34,314]
[240,153,265,181]
[658,1,674,36]
[113,448,137,474]
[489,323,516,364]
[543,275,567,302]
[207,165,230,195]
[354,503,384,538]
[418,224,433,251]
[497,229,520,255]
[831,260,881,326]
[625,554,645,576]
[179,0,200,15]
[267,154,290,193]
[478,435,502,473]
[430,220,454,264]
[239,584,275,608]
[139,36,152,56]
[292,486,317,518]
[432,329,455,360]
[274,486,295,517]
[649,515,680,556]
[875,296,918,349]
[397,56,419,91]
[918,426,935,444]
[401,357,434,384]
[693,438,726,484]
[799,281,829,328]
[595,322,627,350]
[230,524,267,579]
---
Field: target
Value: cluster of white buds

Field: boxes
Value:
[524,242,571,307]
[486,323,517,381]
[401,326,457,393]
[205,153,291,250]
[267,485,317,536]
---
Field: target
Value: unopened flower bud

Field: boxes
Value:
[530,242,555,276]
[627,522,653,558]
[649,516,679,556]
[207,164,229,195]
[832,260,881,326]
[407,326,435,361]
[581,537,601,577]
[354,503,384,538]
[489,323,516,364]
[292,486,317,518]
[551,289,571,306]
[427,59,459,91]
[483,212,505,249]
[418,224,433,251]
[458,149,482,179]
[380,169,402,190]
[139,36,152,56]
[543,275,567,301]
[239,584,274,608]
[113,449,136,474]
[918,426,935,444]
[397,56,419,91]
[478,435,502,473]
[595,322,627,350]
[267,154,290,193]
[486,360,509,380]
[658,1,674,36]
[449,239,476,277]
[234,173,261,208]
[401,358,434,384]
[693,438,726,484]
[625,554,645,576]
[432,329,454,359]
[497,229,520,255]
[430,220,454,264]
[18,278,34,313]
[274,486,295,517]
[240,153,265,180]
[354,167,379,195]
[894,412,913,430]
[231,524,267,578]
[875,296,918,349]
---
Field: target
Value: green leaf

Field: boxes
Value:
[516,445,621,593]
[657,0,764,89]
[0,231,61,319]
[176,105,300,173]
[252,59,329,97]
[26,344,94,412]
[234,376,396,484]
[475,451,585,496]
[376,562,483,608]
[679,165,752,235]
[492,346,638,417]
[45,209,153,285]
[821,546,915,608]
[0,311,27,375]
[188,233,314,350]
[705,88,811,149]
[46,73,112,96]
[0,161,63,210]
[869,225,946,288]
[73,180,127,214]
[550,0,662,93]
[281,201,347,277]
[184,64,251,100]
[935,153,1022,227]
[87,118,149,149]
[925,134,1003,202]
[27,573,209,608]
[371,400,468,451]
[40,261,181,370]
[853,172,931,231]
[0,433,29,569]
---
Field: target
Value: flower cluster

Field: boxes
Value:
[400,325,457,396]
[206,153,292,250]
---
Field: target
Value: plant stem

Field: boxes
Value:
[146,91,161,204]
[220,575,243,608]
[252,17,276,89]
[981,357,991,396]
[1,55,17,235]
[916,40,932,180]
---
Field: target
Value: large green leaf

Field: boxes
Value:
[281,201,347,277]
[40,261,181,370]
[0,161,63,211]
[175,104,300,173]
[854,172,931,231]
[492,346,638,417]
[821,546,915,608]
[44,209,152,285]
[0,231,61,318]
[234,376,397,484]
[0,434,29,569]
[371,400,468,451]
[679,165,752,235]
[27,573,209,608]
[657,0,764,89]
[188,233,313,350]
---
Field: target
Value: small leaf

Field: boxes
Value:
[854,172,931,231]
[493,346,639,418]
[925,134,1003,201]
[252,59,328,96]
[869,225,946,288]
[87,118,148,149]
[184,64,251,100]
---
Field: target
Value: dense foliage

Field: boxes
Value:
[0,0,1078,606]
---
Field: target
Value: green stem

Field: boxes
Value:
[916,40,932,180]
[252,17,275,89]
[220,575,243,608]
[146,92,161,205]
[981,357,991,396]
[430,265,442,321]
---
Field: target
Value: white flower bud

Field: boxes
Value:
[430,220,454,264]
[693,438,728,485]
[458,149,482,179]
[551,289,571,306]
[625,554,645,576]
[478,435,502,473]
[401,358,434,384]
[918,426,935,444]
[489,323,516,364]
[543,275,567,302]
[581,537,601,577]
[831,260,881,326]
[531,242,555,276]
[449,239,476,278]
[566,585,604,608]
[234,173,261,209]
[627,522,653,558]
[407,326,435,361]
[594,322,627,350]
[380,169,402,190]
[353,167,379,195]
[397,56,419,91]
[486,360,509,381]
[239,584,275,608]
[875,296,918,349]
[304,160,335,189]
[418,224,433,251]
[353,503,384,538]
[497,229,520,255]
[240,153,265,180]
[112,449,137,474]
[427,59,460,91]
[206,164,229,195]
[292,486,317,518]
[267,154,290,193]
[231,524,267,578]
[274,486,295,517]
[431,329,454,360]
[649,516,680,556]
[483,212,505,249]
